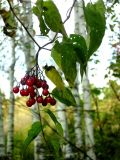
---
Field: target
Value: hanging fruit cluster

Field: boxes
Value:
[12,65,56,107]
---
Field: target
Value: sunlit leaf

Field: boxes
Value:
[44,65,64,88]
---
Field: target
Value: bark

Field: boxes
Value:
[22,1,45,159]
[0,94,6,159]
[7,39,16,160]
[74,1,96,159]
[73,1,84,159]
[33,106,45,160]
[57,103,73,159]
[83,72,96,160]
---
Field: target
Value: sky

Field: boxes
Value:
[0,0,119,98]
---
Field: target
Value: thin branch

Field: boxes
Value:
[63,0,77,24]
[109,81,120,101]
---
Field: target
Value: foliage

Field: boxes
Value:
[0,0,112,159]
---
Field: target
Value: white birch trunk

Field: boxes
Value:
[73,0,84,157]
[74,1,96,160]
[83,71,96,160]
[0,94,6,159]
[22,1,45,159]
[57,103,73,159]
[33,106,45,160]
[7,39,16,160]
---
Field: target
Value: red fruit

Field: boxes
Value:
[26,78,34,86]
[36,80,42,88]
[26,100,33,107]
[36,96,43,103]
[41,80,48,89]
[27,86,35,93]
[50,98,56,106]
[20,89,26,96]
[42,89,49,96]
[42,99,47,106]
[30,91,36,98]
[13,86,19,93]
[45,96,53,103]
[26,98,36,107]
[23,89,29,96]
[20,78,26,85]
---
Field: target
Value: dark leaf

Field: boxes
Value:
[52,87,76,107]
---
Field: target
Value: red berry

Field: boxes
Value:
[30,91,36,98]
[36,96,43,103]
[23,89,29,96]
[42,99,47,106]
[41,80,48,89]
[42,89,49,96]
[20,78,26,85]
[27,86,35,93]
[50,98,56,106]
[36,79,42,88]
[26,98,36,107]
[13,86,19,93]
[26,100,33,107]
[45,96,53,103]
[20,89,26,96]
[26,78,34,86]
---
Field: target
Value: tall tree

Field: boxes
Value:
[7,39,16,160]
[22,1,45,159]
[0,92,6,159]
[74,0,96,159]
[57,103,73,159]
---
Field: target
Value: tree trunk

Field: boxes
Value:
[73,1,84,159]
[83,71,96,160]
[74,1,96,160]
[0,94,6,159]
[57,103,73,159]
[7,39,16,160]
[22,1,45,159]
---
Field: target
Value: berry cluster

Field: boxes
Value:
[12,66,56,107]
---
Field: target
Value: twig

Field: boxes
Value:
[109,81,120,101]
[63,0,77,24]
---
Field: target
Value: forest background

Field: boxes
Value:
[0,0,120,160]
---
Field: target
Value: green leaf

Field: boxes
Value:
[22,121,44,156]
[42,0,67,37]
[84,0,106,59]
[52,87,76,107]
[44,65,64,88]
[32,0,49,36]
[45,109,63,136]
[70,34,88,78]
[91,88,101,95]
[52,40,77,87]
[51,41,62,69]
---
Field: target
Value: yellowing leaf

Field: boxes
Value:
[44,65,64,88]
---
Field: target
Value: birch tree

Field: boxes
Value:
[74,1,96,159]
[22,1,45,159]
[73,0,85,157]
[7,39,16,160]
[57,103,73,159]
[0,92,6,159]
